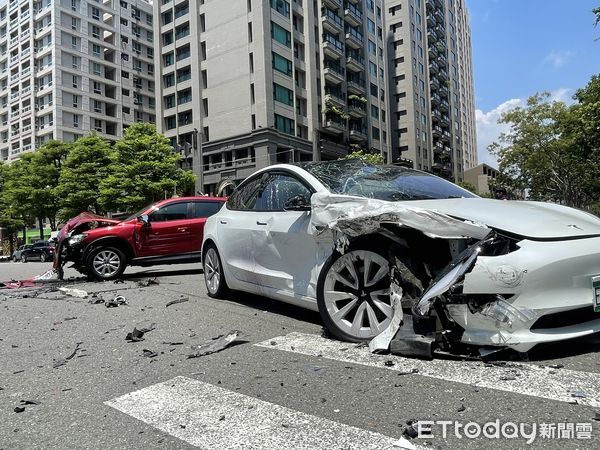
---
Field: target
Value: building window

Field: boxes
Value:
[272,52,292,76]
[165,116,176,130]
[94,100,102,113]
[92,25,100,39]
[270,0,290,17]
[165,94,175,108]
[93,81,102,94]
[274,114,294,135]
[164,52,174,66]
[91,6,100,20]
[164,73,175,87]
[72,36,79,50]
[271,22,291,48]
[273,83,293,106]
[92,62,101,76]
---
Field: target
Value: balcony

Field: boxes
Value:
[346,77,366,95]
[432,125,443,138]
[322,34,344,59]
[323,62,345,85]
[22,124,31,133]
[321,8,343,34]
[346,54,364,72]
[349,126,367,142]
[430,92,441,105]
[347,99,366,118]
[323,0,342,8]
[323,115,346,134]
[21,67,30,78]
[9,55,19,66]
[344,3,362,27]
[9,36,18,47]
[10,91,19,101]
[429,60,439,74]
[10,109,20,118]
[440,99,450,111]
[430,76,440,90]
[439,85,449,98]
[21,86,31,96]
[22,143,32,152]
[324,89,345,108]
[345,27,363,49]
[20,11,30,23]
[22,104,31,114]
[433,141,444,153]
[427,0,444,11]
[20,29,30,40]
[21,47,30,59]
[10,73,19,83]
[427,30,438,44]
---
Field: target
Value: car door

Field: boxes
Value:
[217,174,266,285]
[188,201,224,252]
[136,201,193,257]
[252,172,319,297]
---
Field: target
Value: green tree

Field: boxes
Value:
[99,123,196,213]
[457,181,477,194]
[489,93,591,208]
[56,134,113,219]
[342,149,384,165]
[0,162,24,252]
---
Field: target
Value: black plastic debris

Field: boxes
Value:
[162,341,184,346]
[187,330,247,359]
[53,343,82,368]
[593,412,600,421]
[384,360,395,367]
[142,349,158,358]
[114,279,125,284]
[125,328,146,342]
[89,294,105,305]
[457,404,466,412]
[137,322,156,333]
[105,295,127,308]
[402,420,419,439]
[20,400,41,406]
[136,278,160,287]
[166,296,189,308]
[14,406,25,413]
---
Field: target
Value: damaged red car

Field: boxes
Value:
[55,197,225,280]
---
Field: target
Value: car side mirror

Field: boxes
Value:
[138,214,150,226]
[284,195,311,211]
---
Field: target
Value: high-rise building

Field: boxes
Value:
[0,0,156,162]
[384,0,476,181]
[154,0,392,195]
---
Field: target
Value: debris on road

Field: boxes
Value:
[571,391,587,398]
[105,295,128,308]
[397,368,419,376]
[20,400,41,406]
[13,406,25,413]
[136,278,160,287]
[187,330,247,358]
[457,404,466,412]
[303,365,327,375]
[89,294,105,305]
[142,349,158,358]
[53,343,82,369]
[58,287,88,298]
[166,295,189,308]
[402,419,419,439]
[125,322,156,342]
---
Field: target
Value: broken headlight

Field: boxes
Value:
[68,234,86,246]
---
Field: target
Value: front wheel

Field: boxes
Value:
[40,253,47,263]
[21,255,27,263]
[87,246,126,281]
[317,249,394,342]
[203,244,229,298]
[12,255,17,262]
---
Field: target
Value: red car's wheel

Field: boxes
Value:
[87,246,126,281]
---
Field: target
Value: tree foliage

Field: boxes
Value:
[457,181,477,194]
[56,134,114,220]
[342,149,384,165]
[99,123,196,213]
[489,82,600,210]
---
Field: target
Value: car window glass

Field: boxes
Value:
[192,202,223,218]
[227,174,268,211]
[149,202,189,222]
[255,174,312,211]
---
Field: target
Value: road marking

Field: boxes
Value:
[106,376,422,449]
[256,332,600,408]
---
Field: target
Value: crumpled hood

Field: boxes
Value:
[56,212,120,243]
[405,198,600,239]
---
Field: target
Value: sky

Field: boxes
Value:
[465,0,600,167]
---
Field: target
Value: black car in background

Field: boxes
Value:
[21,241,55,263]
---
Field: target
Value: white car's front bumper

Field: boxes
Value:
[448,236,600,352]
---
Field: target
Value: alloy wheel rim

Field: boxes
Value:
[204,248,221,294]
[323,250,393,339]
[92,250,121,277]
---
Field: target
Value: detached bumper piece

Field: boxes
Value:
[389,315,436,360]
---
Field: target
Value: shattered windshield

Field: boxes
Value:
[301,159,477,201]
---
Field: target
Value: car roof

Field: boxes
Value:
[156,196,226,206]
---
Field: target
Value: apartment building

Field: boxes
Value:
[385,0,476,181]
[0,0,156,162]
[155,0,391,195]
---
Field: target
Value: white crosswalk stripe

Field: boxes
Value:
[106,376,423,450]
[256,332,600,408]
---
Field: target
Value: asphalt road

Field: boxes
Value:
[0,261,599,449]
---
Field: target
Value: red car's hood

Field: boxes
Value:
[57,213,120,243]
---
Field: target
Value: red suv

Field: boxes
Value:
[54,197,225,280]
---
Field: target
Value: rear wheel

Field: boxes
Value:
[203,244,229,298]
[40,253,47,263]
[317,248,393,342]
[12,255,17,262]
[87,246,126,281]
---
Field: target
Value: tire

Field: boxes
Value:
[317,247,393,342]
[40,253,47,263]
[203,244,229,298]
[21,255,27,263]
[12,255,17,262]
[87,246,127,281]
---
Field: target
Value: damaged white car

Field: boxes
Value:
[202,160,600,358]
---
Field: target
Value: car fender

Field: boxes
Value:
[82,236,134,264]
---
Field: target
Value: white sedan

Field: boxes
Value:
[202,160,600,357]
